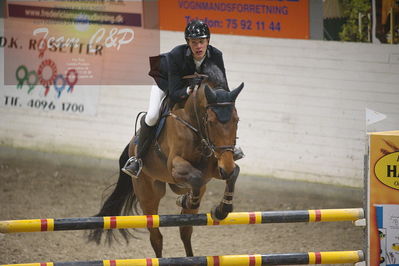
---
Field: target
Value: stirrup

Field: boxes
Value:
[122,157,143,178]
[233,146,245,161]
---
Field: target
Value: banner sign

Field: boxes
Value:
[159,0,309,39]
[4,1,159,86]
[1,0,160,116]
[7,4,142,26]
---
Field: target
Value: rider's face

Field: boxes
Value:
[188,38,209,61]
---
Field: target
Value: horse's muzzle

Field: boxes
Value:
[219,165,239,180]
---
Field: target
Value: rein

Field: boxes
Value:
[182,74,208,80]
[169,83,236,158]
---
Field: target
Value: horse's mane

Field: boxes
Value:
[202,62,228,90]
[172,62,228,110]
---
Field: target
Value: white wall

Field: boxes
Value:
[209,33,399,187]
[1,30,399,188]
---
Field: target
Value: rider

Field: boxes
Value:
[122,19,241,178]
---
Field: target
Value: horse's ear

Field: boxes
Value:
[230,82,244,101]
[204,85,217,103]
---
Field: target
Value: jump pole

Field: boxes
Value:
[0,208,364,234]
[0,250,365,266]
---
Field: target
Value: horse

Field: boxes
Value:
[88,68,244,258]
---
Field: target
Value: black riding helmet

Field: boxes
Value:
[184,20,210,40]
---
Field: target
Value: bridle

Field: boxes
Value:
[170,78,236,159]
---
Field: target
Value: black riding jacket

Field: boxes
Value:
[149,44,227,104]
[167,44,227,103]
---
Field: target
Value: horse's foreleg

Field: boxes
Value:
[172,156,204,209]
[211,165,240,221]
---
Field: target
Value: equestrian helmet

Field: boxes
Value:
[184,20,210,39]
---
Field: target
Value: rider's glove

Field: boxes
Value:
[188,76,203,91]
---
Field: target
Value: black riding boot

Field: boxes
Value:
[122,116,156,178]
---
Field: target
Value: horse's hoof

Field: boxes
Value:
[223,204,233,214]
[210,205,229,221]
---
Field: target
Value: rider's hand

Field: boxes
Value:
[188,76,202,90]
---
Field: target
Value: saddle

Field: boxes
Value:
[132,98,169,146]
[132,98,170,163]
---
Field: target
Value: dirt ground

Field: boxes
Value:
[0,151,365,265]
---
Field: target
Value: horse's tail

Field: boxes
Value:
[87,144,139,245]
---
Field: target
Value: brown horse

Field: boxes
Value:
[88,74,244,258]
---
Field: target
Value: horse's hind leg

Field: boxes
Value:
[133,175,166,258]
[172,156,208,256]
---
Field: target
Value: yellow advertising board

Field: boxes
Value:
[368,131,399,265]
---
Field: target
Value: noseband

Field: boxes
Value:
[200,95,236,158]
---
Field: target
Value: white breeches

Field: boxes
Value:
[145,85,166,126]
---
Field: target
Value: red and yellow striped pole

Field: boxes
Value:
[0,208,364,234]
[307,209,364,222]
[0,250,365,266]
[0,219,55,233]
[307,250,364,264]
